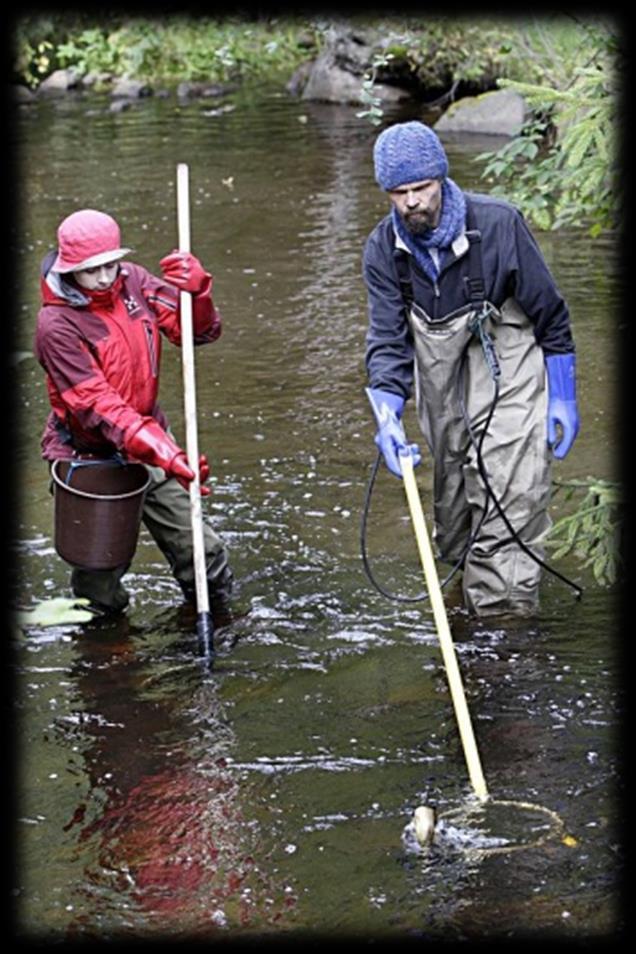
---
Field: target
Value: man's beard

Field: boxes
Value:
[403,210,436,235]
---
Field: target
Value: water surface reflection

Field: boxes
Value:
[13,84,621,939]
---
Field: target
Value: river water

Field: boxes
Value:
[10,82,623,940]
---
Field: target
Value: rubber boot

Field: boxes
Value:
[70,565,131,617]
[180,564,235,627]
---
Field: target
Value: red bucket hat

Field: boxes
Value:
[52,209,132,273]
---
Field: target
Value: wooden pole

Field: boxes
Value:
[176,162,214,661]
[400,450,488,800]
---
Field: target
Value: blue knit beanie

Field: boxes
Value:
[373,121,449,191]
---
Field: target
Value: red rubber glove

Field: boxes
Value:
[125,420,210,495]
[197,453,210,486]
[159,251,211,294]
[170,452,211,496]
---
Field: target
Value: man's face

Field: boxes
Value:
[73,261,120,290]
[388,178,443,234]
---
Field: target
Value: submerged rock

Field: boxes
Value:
[38,68,81,96]
[11,85,36,104]
[177,81,239,99]
[111,78,153,99]
[109,99,134,113]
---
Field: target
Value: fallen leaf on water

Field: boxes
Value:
[562,834,578,847]
[17,597,96,628]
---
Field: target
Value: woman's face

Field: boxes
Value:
[73,261,120,290]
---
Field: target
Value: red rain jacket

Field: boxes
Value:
[34,252,221,460]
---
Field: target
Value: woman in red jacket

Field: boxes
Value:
[35,208,233,618]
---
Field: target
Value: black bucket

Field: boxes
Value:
[52,458,151,570]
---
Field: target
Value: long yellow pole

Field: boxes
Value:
[400,451,488,801]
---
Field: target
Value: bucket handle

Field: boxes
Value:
[63,454,128,487]
[51,458,151,501]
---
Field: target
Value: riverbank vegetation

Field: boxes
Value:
[13,14,319,88]
[477,20,620,235]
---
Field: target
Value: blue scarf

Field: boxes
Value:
[391,177,467,283]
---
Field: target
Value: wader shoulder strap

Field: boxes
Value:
[394,250,414,308]
[463,198,487,308]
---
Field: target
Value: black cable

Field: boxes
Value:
[456,309,583,600]
[360,451,428,602]
[359,320,498,604]
[360,434,491,604]
[360,304,583,603]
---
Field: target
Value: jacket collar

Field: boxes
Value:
[394,226,470,260]
[43,268,90,307]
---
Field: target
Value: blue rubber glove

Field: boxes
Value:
[366,387,422,478]
[545,353,580,459]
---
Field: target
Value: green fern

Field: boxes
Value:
[547,478,623,587]
[477,20,618,235]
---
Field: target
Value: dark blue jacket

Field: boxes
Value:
[363,191,575,400]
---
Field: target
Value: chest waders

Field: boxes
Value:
[404,210,552,617]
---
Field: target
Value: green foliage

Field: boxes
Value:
[352,16,519,123]
[55,27,124,76]
[14,33,55,88]
[547,478,623,587]
[13,15,319,87]
[477,18,619,235]
[400,17,518,88]
[356,52,396,126]
[13,13,99,86]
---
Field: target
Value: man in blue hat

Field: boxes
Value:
[364,120,579,617]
